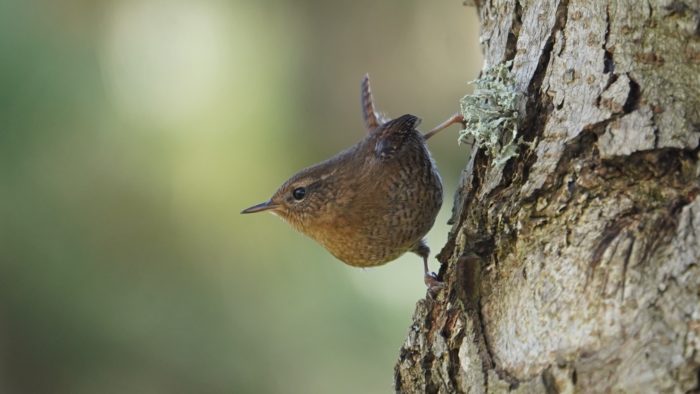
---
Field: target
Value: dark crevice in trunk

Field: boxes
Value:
[603,2,614,74]
[542,368,558,394]
[622,77,641,114]
[504,0,523,62]
[439,307,467,393]
[517,0,570,191]
[422,351,438,394]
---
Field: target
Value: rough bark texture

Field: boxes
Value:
[395,0,700,392]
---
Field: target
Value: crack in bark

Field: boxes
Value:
[503,0,522,62]
[422,351,438,394]
[636,194,697,270]
[518,0,570,191]
[603,2,614,75]
[619,235,635,302]
[589,215,636,274]
[542,368,558,394]
[622,77,641,114]
[444,308,465,392]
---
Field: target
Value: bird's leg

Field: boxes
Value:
[412,240,445,293]
[423,113,466,140]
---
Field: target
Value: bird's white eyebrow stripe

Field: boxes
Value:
[319,171,335,181]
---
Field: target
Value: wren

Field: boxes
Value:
[242,75,465,290]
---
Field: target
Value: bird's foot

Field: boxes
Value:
[423,113,466,140]
[424,272,445,296]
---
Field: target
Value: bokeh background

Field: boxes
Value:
[0,1,481,393]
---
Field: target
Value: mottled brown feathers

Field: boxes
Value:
[244,75,446,276]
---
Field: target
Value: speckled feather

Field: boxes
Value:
[242,75,451,272]
[269,114,443,267]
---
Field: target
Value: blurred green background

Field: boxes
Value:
[0,1,481,393]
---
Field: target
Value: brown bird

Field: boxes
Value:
[242,75,464,290]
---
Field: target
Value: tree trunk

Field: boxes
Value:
[394,1,700,392]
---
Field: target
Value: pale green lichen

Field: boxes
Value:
[459,61,522,167]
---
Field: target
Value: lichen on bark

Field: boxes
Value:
[459,61,523,168]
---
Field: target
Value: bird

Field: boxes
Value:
[241,74,464,290]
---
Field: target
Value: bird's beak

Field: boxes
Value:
[241,200,278,214]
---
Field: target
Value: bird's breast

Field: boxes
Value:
[304,143,443,268]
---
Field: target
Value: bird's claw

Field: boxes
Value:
[424,272,445,296]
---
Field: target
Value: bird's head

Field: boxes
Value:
[241,161,343,233]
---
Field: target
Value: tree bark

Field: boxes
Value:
[394,1,700,392]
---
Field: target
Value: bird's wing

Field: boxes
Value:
[374,114,421,160]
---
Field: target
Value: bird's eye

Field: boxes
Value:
[292,187,306,201]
